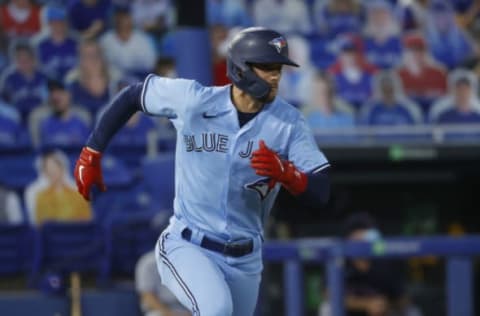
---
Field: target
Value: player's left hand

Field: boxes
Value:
[250,140,307,195]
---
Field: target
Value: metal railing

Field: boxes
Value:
[263,236,480,316]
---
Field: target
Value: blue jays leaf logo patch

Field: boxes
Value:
[245,178,274,200]
[268,37,287,53]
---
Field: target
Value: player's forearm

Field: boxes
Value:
[86,83,143,152]
[297,170,330,207]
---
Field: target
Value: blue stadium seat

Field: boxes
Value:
[105,211,166,276]
[0,153,37,190]
[31,221,109,285]
[141,154,175,210]
[0,224,34,275]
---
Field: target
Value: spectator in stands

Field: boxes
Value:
[0,40,48,120]
[278,35,313,107]
[0,98,22,145]
[24,150,92,226]
[303,71,355,129]
[100,4,157,78]
[396,33,448,113]
[37,79,91,147]
[0,0,41,39]
[395,0,428,31]
[0,184,23,224]
[328,34,377,110]
[207,0,252,27]
[135,250,189,316]
[68,0,111,39]
[131,0,174,37]
[423,0,476,69]
[36,6,78,82]
[431,70,480,124]
[252,0,312,35]
[65,39,121,116]
[360,71,422,126]
[313,0,363,37]
[363,0,402,69]
[319,212,422,316]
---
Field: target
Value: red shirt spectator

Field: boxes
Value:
[396,33,447,109]
[0,0,41,38]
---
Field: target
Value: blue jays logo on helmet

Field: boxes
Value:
[268,37,287,54]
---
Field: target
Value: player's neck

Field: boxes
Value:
[231,85,263,113]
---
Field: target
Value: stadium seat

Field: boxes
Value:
[141,154,175,210]
[31,221,109,286]
[0,224,34,276]
[0,153,37,190]
[105,211,167,276]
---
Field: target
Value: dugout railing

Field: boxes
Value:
[263,236,480,316]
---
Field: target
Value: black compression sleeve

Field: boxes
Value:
[297,169,330,208]
[86,83,143,151]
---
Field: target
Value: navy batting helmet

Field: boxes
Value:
[226,27,299,100]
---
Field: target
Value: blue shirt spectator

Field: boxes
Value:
[0,41,48,120]
[68,80,110,116]
[363,1,402,69]
[38,80,90,147]
[68,0,111,39]
[313,0,364,36]
[207,0,252,27]
[328,35,378,110]
[361,71,422,126]
[424,1,475,69]
[36,6,78,81]
[431,70,480,124]
[304,71,355,129]
[253,0,312,35]
[0,99,22,145]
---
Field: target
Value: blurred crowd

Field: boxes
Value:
[0,0,479,156]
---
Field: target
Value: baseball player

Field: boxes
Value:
[74,27,331,316]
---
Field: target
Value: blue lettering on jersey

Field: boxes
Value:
[184,133,229,153]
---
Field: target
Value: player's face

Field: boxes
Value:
[252,63,283,102]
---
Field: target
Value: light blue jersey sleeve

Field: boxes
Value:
[140,74,201,119]
[288,115,330,174]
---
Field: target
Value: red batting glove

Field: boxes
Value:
[74,147,107,201]
[250,140,307,195]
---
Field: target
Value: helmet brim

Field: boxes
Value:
[247,55,299,67]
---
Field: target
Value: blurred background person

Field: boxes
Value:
[396,33,448,116]
[319,212,422,316]
[0,183,23,224]
[24,150,92,226]
[65,38,121,116]
[135,250,189,316]
[207,0,251,27]
[29,79,91,148]
[360,71,422,126]
[423,0,476,70]
[328,34,377,111]
[0,97,23,145]
[0,40,47,121]
[131,0,175,37]
[430,69,480,124]
[68,0,111,39]
[278,35,313,107]
[362,0,402,70]
[313,0,363,37]
[100,4,157,78]
[252,0,312,35]
[209,23,230,86]
[35,5,78,82]
[303,71,355,129]
[0,0,41,39]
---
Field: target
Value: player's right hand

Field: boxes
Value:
[74,147,107,201]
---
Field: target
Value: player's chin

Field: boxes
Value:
[265,89,277,103]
